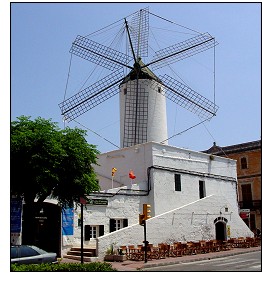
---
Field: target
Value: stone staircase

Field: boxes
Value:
[63,247,99,262]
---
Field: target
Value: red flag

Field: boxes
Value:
[129,170,136,179]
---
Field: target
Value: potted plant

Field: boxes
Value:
[113,248,126,262]
[104,244,115,262]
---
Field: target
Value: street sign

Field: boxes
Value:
[240,209,250,213]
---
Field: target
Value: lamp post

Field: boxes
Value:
[81,202,84,264]
[80,197,87,264]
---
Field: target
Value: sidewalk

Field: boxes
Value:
[61,246,261,271]
[110,246,261,271]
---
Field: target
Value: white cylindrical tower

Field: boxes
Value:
[119,60,168,148]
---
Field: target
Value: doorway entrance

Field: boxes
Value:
[22,202,61,257]
[214,216,228,241]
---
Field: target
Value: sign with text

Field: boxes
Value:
[86,198,108,206]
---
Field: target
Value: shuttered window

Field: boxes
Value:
[240,157,248,169]
[85,225,104,240]
[109,219,128,232]
[241,184,252,202]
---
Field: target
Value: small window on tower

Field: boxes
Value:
[174,174,181,191]
[199,180,206,199]
[124,88,127,95]
[158,87,161,93]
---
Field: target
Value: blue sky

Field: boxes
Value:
[9,2,261,154]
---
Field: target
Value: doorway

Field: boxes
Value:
[214,216,228,241]
[215,221,227,240]
[22,202,62,257]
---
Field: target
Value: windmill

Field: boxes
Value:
[59,7,219,148]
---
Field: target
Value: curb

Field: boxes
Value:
[140,247,261,270]
[109,246,260,271]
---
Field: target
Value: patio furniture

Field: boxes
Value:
[119,245,129,259]
[199,240,208,253]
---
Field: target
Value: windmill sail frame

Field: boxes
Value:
[60,7,219,147]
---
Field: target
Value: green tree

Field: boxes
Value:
[11,116,100,207]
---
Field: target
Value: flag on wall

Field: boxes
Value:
[129,170,136,179]
[112,167,117,177]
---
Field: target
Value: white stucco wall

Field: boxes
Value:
[62,142,252,258]
[94,142,153,189]
[95,142,237,189]
[96,194,253,260]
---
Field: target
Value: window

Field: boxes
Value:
[240,157,248,169]
[124,88,127,95]
[11,247,18,258]
[84,225,104,240]
[109,219,128,232]
[241,184,252,202]
[20,246,39,257]
[174,174,181,191]
[90,226,97,239]
[158,87,161,93]
[199,180,206,199]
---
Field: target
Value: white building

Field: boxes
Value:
[62,141,253,260]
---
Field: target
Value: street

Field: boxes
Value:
[142,251,261,271]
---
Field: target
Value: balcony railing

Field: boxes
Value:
[239,200,261,210]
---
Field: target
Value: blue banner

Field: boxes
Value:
[10,198,22,233]
[62,207,74,235]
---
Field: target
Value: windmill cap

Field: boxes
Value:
[120,58,161,85]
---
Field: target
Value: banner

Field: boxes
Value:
[10,198,22,233]
[62,207,74,235]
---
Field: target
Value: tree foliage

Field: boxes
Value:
[11,116,100,207]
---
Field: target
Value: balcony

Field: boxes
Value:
[239,200,261,210]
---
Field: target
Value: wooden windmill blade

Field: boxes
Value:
[156,74,219,119]
[144,33,218,71]
[59,68,124,122]
[128,7,149,58]
[70,35,133,71]
[60,7,219,148]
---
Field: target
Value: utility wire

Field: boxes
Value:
[73,120,120,149]
[62,53,73,129]
[149,11,203,35]
[160,117,211,144]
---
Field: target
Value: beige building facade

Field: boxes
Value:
[204,140,261,233]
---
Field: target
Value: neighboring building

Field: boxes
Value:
[203,140,261,233]
[61,141,253,260]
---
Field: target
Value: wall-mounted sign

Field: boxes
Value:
[86,199,108,206]
[227,225,231,237]
[240,209,250,213]
[239,209,250,219]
